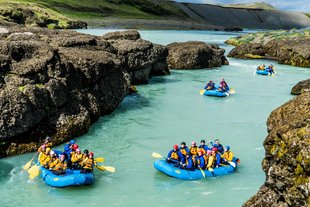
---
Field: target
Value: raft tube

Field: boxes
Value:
[256,70,269,75]
[39,150,95,187]
[154,159,238,180]
[203,89,228,97]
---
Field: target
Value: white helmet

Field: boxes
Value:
[50,151,55,155]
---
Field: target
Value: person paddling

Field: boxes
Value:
[51,154,67,175]
[221,146,234,165]
[204,80,215,91]
[210,139,224,154]
[198,140,211,154]
[64,140,75,158]
[218,78,230,93]
[267,64,275,75]
[179,142,190,156]
[81,152,94,173]
[195,150,206,170]
[189,141,198,157]
[167,144,184,166]
[181,153,195,170]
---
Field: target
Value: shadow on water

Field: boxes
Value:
[149,76,180,85]
[0,161,14,183]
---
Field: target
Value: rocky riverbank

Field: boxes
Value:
[226,29,310,67]
[0,26,168,158]
[243,80,310,207]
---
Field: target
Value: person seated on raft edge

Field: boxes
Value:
[181,152,195,170]
[167,144,185,166]
[198,140,211,154]
[179,142,190,156]
[204,80,215,91]
[221,146,234,165]
[217,78,230,93]
[209,139,224,154]
[189,141,198,158]
[206,149,215,171]
[257,64,266,70]
[80,152,95,174]
[50,154,68,175]
[195,150,206,170]
[39,147,51,165]
[44,136,53,148]
[212,147,221,168]
[43,150,57,169]
[266,64,275,75]
[68,143,79,168]
[71,148,83,170]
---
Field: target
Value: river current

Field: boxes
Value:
[0,29,309,207]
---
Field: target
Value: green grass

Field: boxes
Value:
[0,0,188,20]
[223,2,276,10]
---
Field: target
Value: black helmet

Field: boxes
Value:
[181,142,186,145]
[201,140,205,143]
[84,149,89,154]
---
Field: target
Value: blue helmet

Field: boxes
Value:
[69,140,75,145]
[225,146,230,151]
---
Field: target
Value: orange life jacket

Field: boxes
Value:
[180,148,187,156]
[53,161,67,172]
[71,152,83,163]
[82,158,94,170]
[190,146,198,155]
[170,151,179,160]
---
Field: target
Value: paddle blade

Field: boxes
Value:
[23,161,32,171]
[228,161,236,168]
[95,157,105,163]
[152,152,163,159]
[29,169,40,179]
[27,165,40,174]
[103,166,116,173]
[229,88,235,94]
[200,89,205,95]
[198,167,206,178]
[208,167,214,172]
[95,165,105,171]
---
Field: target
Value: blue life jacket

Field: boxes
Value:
[64,144,72,157]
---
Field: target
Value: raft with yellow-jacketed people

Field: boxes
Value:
[152,139,240,180]
[23,137,115,187]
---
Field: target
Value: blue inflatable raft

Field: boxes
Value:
[204,89,228,97]
[256,69,269,75]
[39,150,95,187]
[154,159,238,180]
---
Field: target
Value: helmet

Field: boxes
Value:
[191,141,196,145]
[69,140,75,145]
[45,136,51,141]
[45,148,51,153]
[212,147,218,152]
[72,144,79,150]
[181,142,186,146]
[89,152,94,157]
[59,154,65,159]
[173,144,178,150]
[84,149,89,154]
[207,150,212,155]
[200,140,205,144]
[50,150,55,155]
[214,139,220,143]
[198,150,203,155]
[76,148,81,152]
[225,146,230,151]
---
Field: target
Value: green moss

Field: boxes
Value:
[294,164,304,175]
[18,85,26,93]
[47,23,57,29]
[35,83,45,88]
[245,54,264,59]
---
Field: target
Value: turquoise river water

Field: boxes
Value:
[0,30,309,207]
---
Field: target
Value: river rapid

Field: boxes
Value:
[0,29,309,207]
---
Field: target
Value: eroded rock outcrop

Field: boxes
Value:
[291,79,310,95]
[243,82,310,207]
[0,27,168,157]
[167,41,228,69]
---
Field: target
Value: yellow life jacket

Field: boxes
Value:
[53,161,67,172]
[39,152,48,165]
[180,148,187,156]
[49,158,60,169]
[190,146,198,155]
[82,158,94,170]
[206,155,215,168]
[221,151,234,161]
[45,142,52,148]
[71,152,83,163]
[170,151,179,160]
[43,156,56,168]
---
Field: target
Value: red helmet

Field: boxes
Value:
[72,144,79,150]
[212,147,218,152]
[89,152,94,157]
[173,145,178,150]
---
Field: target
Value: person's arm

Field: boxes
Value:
[167,150,172,159]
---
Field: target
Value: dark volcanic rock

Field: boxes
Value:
[224,27,243,32]
[166,41,228,69]
[0,27,168,157]
[243,85,310,207]
[291,79,310,95]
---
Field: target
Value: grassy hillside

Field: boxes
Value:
[223,2,276,10]
[0,0,188,20]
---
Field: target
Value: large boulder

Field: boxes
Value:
[166,41,228,69]
[243,86,310,207]
[291,79,310,95]
[0,27,169,157]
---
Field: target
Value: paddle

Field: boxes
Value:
[200,89,205,95]
[227,161,236,168]
[94,157,105,163]
[95,165,116,173]
[23,152,39,170]
[198,166,206,178]
[29,167,40,179]
[27,163,40,174]
[152,152,180,163]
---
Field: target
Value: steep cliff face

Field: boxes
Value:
[173,2,310,29]
[0,26,168,157]
[243,80,310,207]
